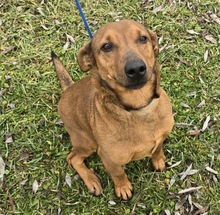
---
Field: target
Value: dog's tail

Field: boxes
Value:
[51,51,74,91]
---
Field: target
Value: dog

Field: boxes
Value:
[52,19,174,200]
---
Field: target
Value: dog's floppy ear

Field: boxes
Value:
[148,29,159,58]
[77,42,94,72]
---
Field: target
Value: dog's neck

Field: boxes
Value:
[124,94,158,111]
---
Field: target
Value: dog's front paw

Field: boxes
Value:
[115,180,133,200]
[84,169,102,196]
[152,156,166,171]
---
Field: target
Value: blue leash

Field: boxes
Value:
[75,0,93,38]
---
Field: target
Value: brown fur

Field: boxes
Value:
[52,20,174,200]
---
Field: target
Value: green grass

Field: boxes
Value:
[0,0,219,214]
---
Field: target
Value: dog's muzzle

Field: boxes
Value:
[124,59,147,89]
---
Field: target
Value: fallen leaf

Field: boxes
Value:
[187,127,200,136]
[55,119,63,125]
[4,133,14,144]
[5,74,12,80]
[188,194,192,207]
[66,34,75,44]
[178,186,202,194]
[37,7,45,16]
[168,175,177,189]
[201,116,211,132]
[210,14,220,25]
[108,11,118,17]
[65,173,72,187]
[5,136,13,143]
[20,179,28,185]
[213,175,218,183]
[0,157,5,183]
[89,20,98,26]
[32,180,39,194]
[197,100,205,108]
[204,50,208,62]
[0,89,6,96]
[187,91,196,97]
[205,166,218,175]
[159,42,169,52]
[158,35,163,44]
[153,5,164,13]
[193,202,203,210]
[205,35,217,44]
[63,202,79,206]
[17,151,31,162]
[73,174,79,181]
[35,70,41,77]
[108,200,116,205]
[16,6,22,12]
[177,56,192,66]
[137,203,146,209]
[189,170,199,175]
[175,195,188,210]
[8,103,15,109]
[63,41,70,51]
[38,119,45,128]
[180,102,190,108]
[195,205,209,215]
[180,163,199,180]
[199,76,205,84]
[175,123,194,128]
[164,209,171,215]
[41,25,49,30]
[55,19,61,25]
[186,29,200,35]
[167,161,182,169]
[1,46,16,55]
[58,207,61,215]
[9,196,16,212]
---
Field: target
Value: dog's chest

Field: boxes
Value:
[95,106,170,164]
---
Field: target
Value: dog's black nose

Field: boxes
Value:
[125,60,146,79]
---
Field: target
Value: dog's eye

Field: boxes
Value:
[139,36,148,43]
[101,43,113,52]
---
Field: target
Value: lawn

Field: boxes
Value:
[0,0,219,214]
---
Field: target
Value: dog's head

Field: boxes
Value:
[77,20,160,109]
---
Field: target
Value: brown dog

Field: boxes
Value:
[52,19,174,200]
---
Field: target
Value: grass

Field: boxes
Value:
[0,0,219,214]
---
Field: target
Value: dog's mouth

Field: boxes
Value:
[125,80,147,90]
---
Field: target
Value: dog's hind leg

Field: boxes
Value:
[67,150,102,196]
[66,132,102,196]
